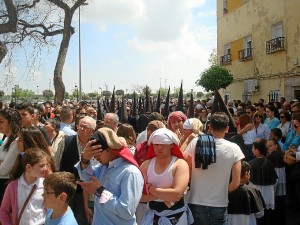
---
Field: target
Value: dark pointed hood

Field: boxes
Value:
[163,86,170,119]
[176,81,184,113]
[132,91,138,117]
[145,86,150,113]
[109,86,115,113]
[188,90,194,118]
[118,96,128,123]
[97,97,103,121]
[156,89,161,113]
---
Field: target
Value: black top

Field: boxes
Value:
[228,184,265,214]
[249,158,278,185]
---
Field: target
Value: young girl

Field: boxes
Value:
[0,148,49,225]
[249,138,278,225]
[266,139,286,225]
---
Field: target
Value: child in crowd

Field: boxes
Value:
[269,128,284,150]
[266,139,286,225]
[228,161,265,225]
[43,172,78,225]
[249,138,278,225]
[0,148,49,225]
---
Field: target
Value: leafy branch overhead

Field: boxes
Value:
[195,65,234,92]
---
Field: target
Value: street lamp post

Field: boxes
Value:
[78,3,88,103]
[75,85,79,102]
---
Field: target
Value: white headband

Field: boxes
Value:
[183,118,194,130]
[148,128,180,146]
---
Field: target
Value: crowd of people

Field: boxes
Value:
[0,96,299,225]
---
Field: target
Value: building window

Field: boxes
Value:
[239,36,252,61]
[269,90,280,102]
[220,45,231,65]
[266,22,285,54]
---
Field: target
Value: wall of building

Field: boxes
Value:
[217,0,300,102]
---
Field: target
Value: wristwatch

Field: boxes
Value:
[95,186,105,197]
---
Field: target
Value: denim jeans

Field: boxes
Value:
[188,204,228,225]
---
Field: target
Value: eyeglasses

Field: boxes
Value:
[78,124,91,130]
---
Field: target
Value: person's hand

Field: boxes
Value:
[84,205,93,224]
[77,176,102,194]
[82,140,103,160]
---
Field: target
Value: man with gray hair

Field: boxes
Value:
[57,116,96,225]
[104,113,119,131]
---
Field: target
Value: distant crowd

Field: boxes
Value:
[0,96,299,225]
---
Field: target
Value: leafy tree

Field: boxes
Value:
[196,91,204,98]
[1,0,88,104]
[0,90,4,98]
[43,90,54,100]
[158,88,168,97]
[208,48,218,66]
[64,91,69,100]
[196,65,233,92]
[88,92,98,99]
[116,89,124,96]
[102,90,112,98]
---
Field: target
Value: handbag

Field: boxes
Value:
[16,184,37,225]
[283,150,297,166]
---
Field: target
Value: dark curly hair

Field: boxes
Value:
[0,108,22,151]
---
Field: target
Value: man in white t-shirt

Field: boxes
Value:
[186,112,244,225]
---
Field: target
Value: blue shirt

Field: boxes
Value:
[44,207,78,225]
[264,117,280,130]
[60,123,77,136]
[76,158,144,225]
[283,129,300,151]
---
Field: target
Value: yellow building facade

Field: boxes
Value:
[217,0,300,103]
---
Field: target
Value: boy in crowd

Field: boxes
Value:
[43,172,78,225]
[228,161,265,225]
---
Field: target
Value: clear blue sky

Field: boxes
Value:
[0,0,216,95]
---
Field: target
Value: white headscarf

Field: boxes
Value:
[148,128,180,146]
[183,118,194,129]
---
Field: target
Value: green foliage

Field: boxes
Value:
[102,90,112,97]
[43,90,54,100]
[0,91,4,98]
[208,48,218,66]
[115,89,124,96]
[196,65,234,92]
[157,88,168,97]
[64,92,69,99]
[196,91,204,98]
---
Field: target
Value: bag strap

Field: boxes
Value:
[16,184,37,225]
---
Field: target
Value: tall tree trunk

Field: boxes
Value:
[53,12,73,104]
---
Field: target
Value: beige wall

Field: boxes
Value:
[217,0,300,102]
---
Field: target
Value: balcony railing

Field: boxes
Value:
[220,54,231,65]
[238,48,252,61]
[266,37,285,54]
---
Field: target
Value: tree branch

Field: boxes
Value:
[0,0,18,34]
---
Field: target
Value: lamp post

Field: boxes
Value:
[78,3,88,102]
[75,85,79,102]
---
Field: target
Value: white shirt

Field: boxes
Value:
[17,175,45,225]
[186,137,244,207]
[0,138,19,179]
[277,121,291,138]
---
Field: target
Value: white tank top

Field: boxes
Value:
[147,156,177,189]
